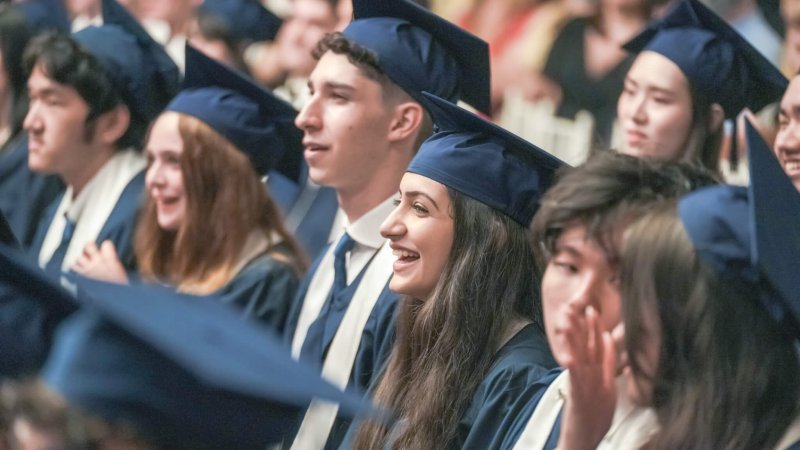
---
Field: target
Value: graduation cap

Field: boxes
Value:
[41,278,380,449]
[166,45,303,179]
[678,119,800,339]
[408,92,566,226]
[16,0,71,33]
[0,243,78,378]
[73,0,180,124]
[342,0,491,116]
[623,0,786,119]
[198,0,283,43]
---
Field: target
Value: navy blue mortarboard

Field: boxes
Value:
[16,0,70,33]
[408,92,565,226]
[342,0,491,116]
[167,45,302,179]
[73,0,180,124]
[0,244,77,378]
[678,119,800,338]
[623,0,786,119]
[198,0,283,43]
[43,280,379,449]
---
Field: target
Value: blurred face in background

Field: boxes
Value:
[782,0,800,74]
[277,0,338,77]
[617,51,694,161]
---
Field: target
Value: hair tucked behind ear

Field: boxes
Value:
[351,189,541,449]
[622,203,800,450]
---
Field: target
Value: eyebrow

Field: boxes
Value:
[403,190,441,211]
[553,239,584,259]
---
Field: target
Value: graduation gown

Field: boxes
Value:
[283,246,400,450]
[29,171,144,272]
[267,166,340,262]
[337,324,557,450]
[216,247,300,334]
[0,135,64,248]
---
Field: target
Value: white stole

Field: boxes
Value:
[38,149,145,271]
[513,372,657,450]
[290,242,394,450]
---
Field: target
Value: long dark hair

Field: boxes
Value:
[351,189,541,449]
[135,113,306,294]
[682,86,723,174]
[622,204,800,450]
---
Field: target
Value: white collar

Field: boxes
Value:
[344,195,396,250]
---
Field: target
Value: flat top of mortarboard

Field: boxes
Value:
[73,0,180,123]
[0,244,78,377]
[678,119,800,338]
[198,0,283,43]
[69,278,379,418]
[623,0,786,118]
[167,45,302,180]
[342,0,491,116]
[408,92,566,226]
[16,0,71,34]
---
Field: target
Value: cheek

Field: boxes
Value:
[599,287,622,331]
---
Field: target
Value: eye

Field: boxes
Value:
[392,198,401,207]
[551,258,578,274]
[412,202,429,215]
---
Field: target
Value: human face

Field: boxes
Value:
[541,225,622,367]
[617,51,694,161]
[775,75,800,192]
[278,0,338,76]
[24,65,93,177]
[380,173,454,300]
[783,0,800,74]
[145,112,186,231]
[296,51,395,194]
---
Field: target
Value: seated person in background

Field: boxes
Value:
[615,0,785,174]
[73,46,306,332]
[568,122,800,449]
[0,3,66,248]
[347,93,563,449]
[774,71,800,192]
[498,152,717,449]
[26,0,179,282]
[189,0,283,74]
[534,0,657,146]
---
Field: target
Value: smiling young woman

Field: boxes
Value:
[347,93,564,450]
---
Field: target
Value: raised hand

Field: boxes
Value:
[71,240,129,284]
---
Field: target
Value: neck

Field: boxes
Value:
[337,176,400,223]
[65,146,115,198]
[337,143,410,223]
[600,4,648,39]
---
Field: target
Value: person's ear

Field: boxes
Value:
[387,101,424,143]
[94,104,131,147]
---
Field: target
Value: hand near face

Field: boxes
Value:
[558,305,617,450]
[71,240,129,285]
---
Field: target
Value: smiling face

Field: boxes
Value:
[380,172,455,300]
[617,51,695,161]
[775,75,800,192]
[145,112,186,231]
[541,224,622,367]
[295,50,396,195]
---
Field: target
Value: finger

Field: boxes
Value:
[82,243,99,258]
[601,330,617,390]
[586,306,599,363]
[100,240,118,259]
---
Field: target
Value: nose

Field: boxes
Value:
[776,120,800,157]
[566,272,603,313]
[620,92,647,126]
[295,93,321,131]
[23,101,41,133]
[380,203,406,240]
[145,160,166,190]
